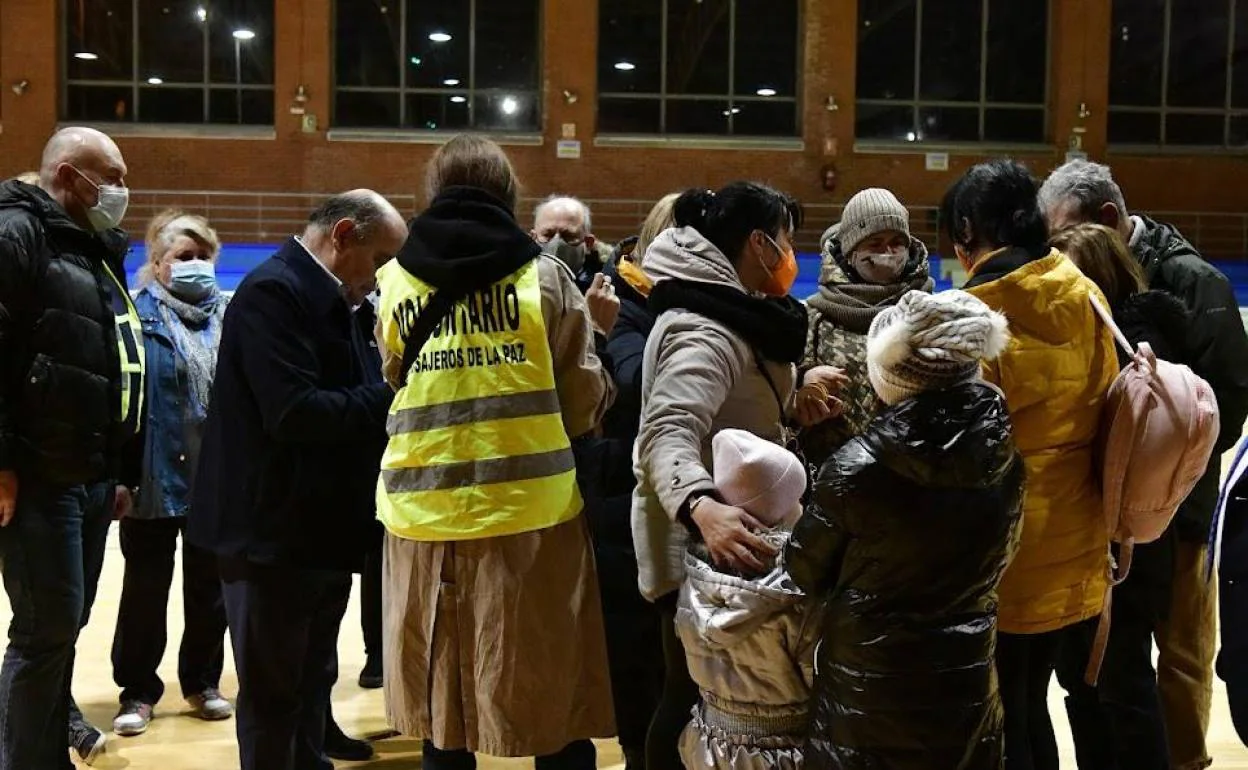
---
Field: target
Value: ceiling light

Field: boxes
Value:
[409,56,422,66]
[501,96,519,115]
[723,107,742,116]
[147,77,164,85]
[443,78,460,86]
[429,32,452,43]
[195,6,207,21]
[232,29,256,41]
[614,61,636,71]
[756,87,776,97]
[906,131,917,142]
[74,52,99,61]
[450,95,467,104]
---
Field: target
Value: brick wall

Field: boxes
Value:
[2,0,1246,246]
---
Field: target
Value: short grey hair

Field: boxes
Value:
[1038,159,1129,222]
[307,191,392,238]
[534,194,592,233]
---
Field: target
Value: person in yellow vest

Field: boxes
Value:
[376,135,619,770]
[943,159,1118,770]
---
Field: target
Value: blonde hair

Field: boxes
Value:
[425,135,520,212]
[1050,223,1146,308]
[635,193,680,266]
[138,209,221,287]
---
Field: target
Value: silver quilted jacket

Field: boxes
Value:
[676,535,822,770]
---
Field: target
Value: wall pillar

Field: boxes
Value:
[0,0,60,174]
[1049,0,1112,163]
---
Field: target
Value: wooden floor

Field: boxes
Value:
[3,529,1243,769]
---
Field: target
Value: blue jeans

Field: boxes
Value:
[0,480,112,770]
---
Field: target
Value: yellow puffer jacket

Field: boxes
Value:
[966,248,1118,635]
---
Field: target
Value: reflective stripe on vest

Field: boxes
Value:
[374,258,581,542]
[102,262,145,431]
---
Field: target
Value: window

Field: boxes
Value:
[63,0,275,125]
[334,0,541,132]
[597,0,800,137]
[1109,0,1248,148]
[855,0,1049,144]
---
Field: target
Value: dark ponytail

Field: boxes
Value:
[673,182,802,264]
[940,159,1048,253]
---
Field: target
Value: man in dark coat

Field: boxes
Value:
[187,190,405,770]
[0,127,143,769]
[1041,159,1248,770]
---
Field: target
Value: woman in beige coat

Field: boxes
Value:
[376,136,620,770]
[632,183,845,770]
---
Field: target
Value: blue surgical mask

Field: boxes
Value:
[169,260,217,301]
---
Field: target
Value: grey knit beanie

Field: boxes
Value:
[839,188,910,256]
[867,290,1010,405]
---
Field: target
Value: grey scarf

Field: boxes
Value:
[807,238,935,334]
[148,282,225,420]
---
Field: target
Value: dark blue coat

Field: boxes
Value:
[186,238,392,572]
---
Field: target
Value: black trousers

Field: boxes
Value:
[112,517,227,705]
[360,544,382,660]
[1055,580,1170,770]
[221,560,351,770]
[421,739,597,770]
[645,592,699,770]
[997,626,1064,770]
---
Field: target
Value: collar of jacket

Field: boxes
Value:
[1129,214,1197,281]
[275,236,351,319]
[0,179,129,266]
[964,243,1049,289]
[397,186,540,297]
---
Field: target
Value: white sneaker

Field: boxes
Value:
[112,701,153,736]
[187,688,234,721]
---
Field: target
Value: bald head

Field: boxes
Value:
[303,189,408,305]
[38,127,128,230]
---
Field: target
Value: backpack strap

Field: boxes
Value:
[1088,293,1135,359]
[397,290,457,387]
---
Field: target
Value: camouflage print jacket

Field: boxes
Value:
[798,236,934,467]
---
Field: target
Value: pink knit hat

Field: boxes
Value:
[712,429,808,529]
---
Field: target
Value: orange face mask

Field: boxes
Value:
[760,234,799,297]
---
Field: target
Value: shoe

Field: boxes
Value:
[112,700,154,736]
[186,688,234,721]
[325,721,374,762]
[358,655,383,689]
[69,719,106,765]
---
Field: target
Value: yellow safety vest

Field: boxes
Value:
[102,262,145,432]
[374,259,582,542]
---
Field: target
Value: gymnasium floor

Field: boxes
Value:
[9,528,1247,769]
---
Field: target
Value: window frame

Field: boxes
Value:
[1108,0,1248,151]
[331,0,544,134]
[59,0,276,127]
[596,0,803,139]
[854,0,1052,149]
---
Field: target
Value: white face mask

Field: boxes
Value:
[73,167,129,232]
[850,247,908,285]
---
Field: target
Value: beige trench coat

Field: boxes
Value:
[380,255,617,756]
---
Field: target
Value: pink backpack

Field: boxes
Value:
[1084,294,1220,684]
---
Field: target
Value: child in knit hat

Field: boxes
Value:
[674,429,822,770]
[786,289,1026,770]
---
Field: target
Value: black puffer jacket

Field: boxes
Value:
[0,180,135,486]
[1132,216,1248,541]
[786,382,1025,770]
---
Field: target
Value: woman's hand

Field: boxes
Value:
[795,365,849,428]
[690,497,778,574]
[586,273,621,336]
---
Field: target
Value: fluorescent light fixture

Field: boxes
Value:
[232,29,256,41]
[147,77,164,85]
[443,78,461,86]
[74,52,99,61]
[614,61,636,71]
[450,95,467,104]
[429,31,452,43]
[756,87,776,97]
[501,96,519,115]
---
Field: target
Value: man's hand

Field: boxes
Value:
[0,471,16,527]
[795,365,850,428]
[586,273,621,337]
[113,485,134,520]
[690,497,778,575]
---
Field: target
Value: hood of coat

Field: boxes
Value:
[966,249,1099,349]
[0,179,129,265]
[681,532,806,651]
[1130,214,1200,280]
[644,225,747,293]
[863,381,1017,489]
